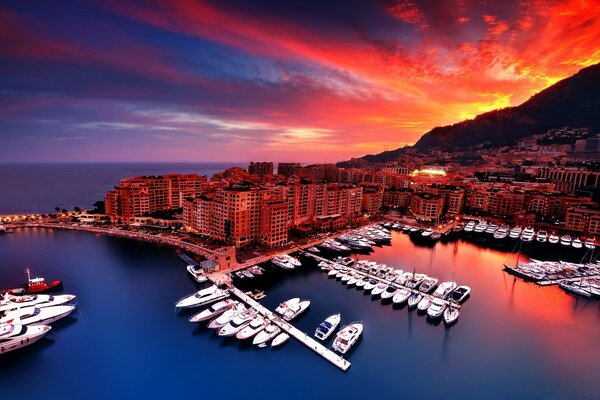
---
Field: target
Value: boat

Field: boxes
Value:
[0,293,76,313]
[536,230,548,243]
[419,277,438,293]
[493,225,510,239]
[380,286,397,300]
[474,221,488,233]
[327,268,339,278]
[236,315,267,340]
[1,305,75,325]
[485,224,499,234]
[548,234,559,244]
[189,299,236,323]
[186,265,207,283]
[572,238,583,249]
[347,239,372,251]
[421,228,433,238]
[407,292,422,307]
[584,238,596,250]
[509,226,522,239]
[3,268,62,295]
[560,235,572,246]
[559,280,592,298]
[281,300,310,321]
[252,323,281,346]
[443,307,460,325]
[175,285,229,309]
[207,303,247,329]
[218,309,257,336]
[392,288,411,305]
[271,333,290,347]
[363,279,377,292]
[449,285,471,303]
[463,221,476,232]
[409,227,420,233]
[520,227,535,242]
[333,256,354,267]
[272,255,294,270]
[0,323,52,354]
[332,321,363,354]
[427,298,447,319]
[430,231,441,241]
[371,283,388,297]
[433,281,457,299]
[315,313,341,340]
[417,296,432,311]
[249,266,264,276]
[275,298,300,315]
[307,246,320,253]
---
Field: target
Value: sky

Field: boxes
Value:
[1,0,599,163]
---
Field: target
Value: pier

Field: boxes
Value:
[228,286,351,372]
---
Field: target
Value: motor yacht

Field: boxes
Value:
[252,323,281,346]
[0,323,52,354]
[332,321,363,354]
[371,283,388,297]
[520,227,535,242]
[433,281,457,299]
[281,300,310,321]
[430,231,441,241]
[584,238,596,250]
[186,265,208,283]
[307,246,320,253]
[407,292,422,308]
[392,288,412,305]
[572,238,583,249]
[380,286,397,300]
[509,226,522,239]
[559,280,592,298]
[355,278,367,289]
[493,225,510,239]
[271,333,290,347]
[474,221,488,233]
[443,307,460,325]
[189,299,236,323]
[207,303,247,329]
[218,309,257,336]
[363,279,377,292]
[535,230,548,243]
[333,256,354,267]
[417,297,432,311]
[548,234,559,244]
[421,228,433,238]
[272,255,294,270]
[236,315,266,340]
[409,227,420,234]
[0,293,76,313]
[427,298,447,319]
[175,285,229,309]
[275,298,300,315]
[249,266,264,276]
[463,221,476,232]
[1,305,75,325]
[419,277,438,293]
[560,235,572,246]
[405,273,427,289]
[327,268,339,278]
[485,224,499,234]
[340,273,353,284]
[347,275,359,286]
[314,313,341,341]
[449,286,471,303]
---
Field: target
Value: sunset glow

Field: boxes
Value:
[1,0,599,162]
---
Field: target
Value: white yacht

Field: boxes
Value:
[363,280,377,292]
[0,323,52,354]
[417,297,432,311]
[371,283,388,297]
[380,286,397,300]
[218,309,257,337]
[275,298,300,315]
[419,277,438,293]
[463,221,476,232]
[189,299,236,323]
[443,307,460,325]
[427,298,447,319]
[272,255,294,270]
[175,285,229,309]
[433,281,457,299]
[407,292,422,308]
[584,238,596,250]
[315,313,341,341]
[392,288,411,305]
[207,303,247,329]
[1,305,75,325]
[271,333,290,347]
[560,235,572,246]
[509,226,522,239]
[186,265,208,283]
[536,230,548,243]
[281,300,310,322]
[548,233,560,244]
[449,286,471,303]
[493,225,510,239]
[236,315,267,340]
[572,238,583,249]
[252,323,281,346]
[474,221,488,233]
[485,224,499,234]
[421,228,433,238]
[355,278,367,289]
[332,321,363,354]
[0,293,76,313]
[520,227,535,242]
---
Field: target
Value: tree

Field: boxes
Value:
[74,206,81,212]
[61,209,67,214]
[55,207,60,213]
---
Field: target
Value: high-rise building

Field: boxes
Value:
[277,162,301,177]
[248,162,274,175]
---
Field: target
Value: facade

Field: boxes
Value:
[260,200,289,248]
[383,189,412,209]
[410,193,444,220]
[362,186,383,214]
[565,207,600,235]
[248,162,274,175]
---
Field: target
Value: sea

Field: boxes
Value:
[0,163,599,399]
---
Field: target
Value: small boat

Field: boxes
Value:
[332,321,363,354]
[218,309,257,336]
[560,235,572,246]
[0,323,52,355]
[417,297,432,311]
[485,224,498,234]
[419,277,438,293]
[449,286,471,303]
[407,292,422,308]
[236,315,267,340]
[249,266,264,276]
[175,285,229,309]
[493,225,510,239]
[315,313,341,341]
[1,305,75,326]
[520,227,535,242]
[4,268,62,295]
[433,281,457,299]
[371,283,388,297]
[271,333,290,347]
[363,279,377,292]
[548,234,559,244]
[347,275,359,286]
[430,231,441,241]
[443,307,460,325]
[252,323,281,346]
[463,221,476,232]
[207,303,246,329]
[536,230,548,243]
[0,293,76,313]
[509,226,522,239]
[584,238,596,250]
[380,286,397,300]
[421,228,433,238]
[572,238,583,249]
[427,298,447,319]
[186,265,207,283]
[559,280,591,298]
[307,246,320,253]
[327,269,339,278]
[189,299,236,323]
[392,288,411,305]
[241,270,254,279]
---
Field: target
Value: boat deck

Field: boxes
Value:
[537,274,600,286]
[228,286,351,372]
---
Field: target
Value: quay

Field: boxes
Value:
[228,285,351,371]
[300,251,460,310]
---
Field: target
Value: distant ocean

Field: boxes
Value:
[0,162,245,214]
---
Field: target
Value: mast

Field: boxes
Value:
[25,267,31,283]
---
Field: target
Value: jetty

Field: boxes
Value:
[228,285,351,372]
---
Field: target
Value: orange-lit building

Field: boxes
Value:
[410,193,444,220]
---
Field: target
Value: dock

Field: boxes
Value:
[178,253,199,267]
[228,285,351,372]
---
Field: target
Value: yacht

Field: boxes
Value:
[252,323,281,346]
[340,273,353,284]
[409,227,420,234]
[509,226,522,239]
[449,286,471,303]
[430,231,441,241]
[218,309,257,336]
[271,333,290,347]
[363,279,377,292]
[559,280,592,298]
[272,255,294,270]
[392,288,411,305]
[421,228,433,238]
[189,299,236,323]
[0,293,76,313]
[572,238,583,249]
[175,285,229,309]
[417,297,432,311]
[347,239,372,251]
[186,265,208,283]
[520,227,535,242]
[314,313,341,341]
[493,225,510,239]
[355,278,367,289]
[0,323,52,354]
[474,221,488,233]
[327,268,339,278]
[371,283,388,297]
[347,275,359,286]
[443,307,460,325]
[275,298,300,315]
[463,221,476,233]
[584,238,596,250]
[236,315,266,340]
[407,292,422,308]
[548,233,560,244]
[282,300,310,321]
[427,298,447,319]
[485,224,499,234]
[307,246,321,254]
[1,305,75,325]
[333,256,354,267]
[207,303,247,329]
[380,286,397,300]
[419,277,438,293]
[332,321,363,354]
[433,281,457,299]
[536,230,548,243]
[402,225,412,233]
[560,235,572,246]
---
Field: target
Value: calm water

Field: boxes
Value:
[1,228,598,399]
[0,162,245,214]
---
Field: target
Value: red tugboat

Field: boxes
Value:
[3,268,62,295]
